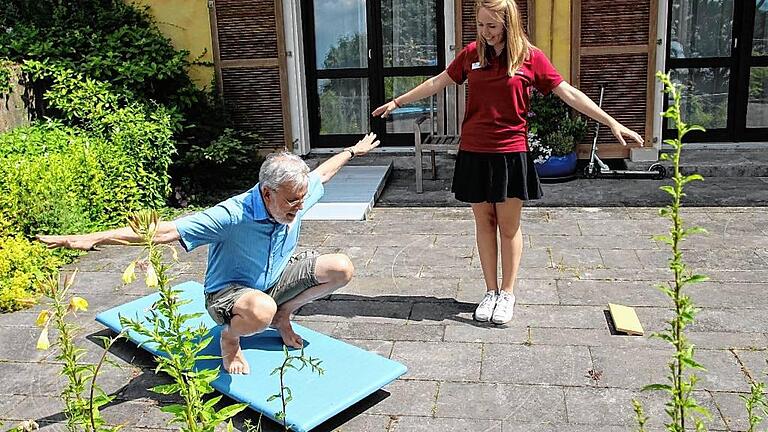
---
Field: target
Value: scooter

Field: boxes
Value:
[582,86,667,180]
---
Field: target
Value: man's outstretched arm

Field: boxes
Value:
[312,132,380,184]
[36,221,181,251]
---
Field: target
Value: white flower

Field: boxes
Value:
[528,131,552,164]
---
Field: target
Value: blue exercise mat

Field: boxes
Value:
[95,281,407,431]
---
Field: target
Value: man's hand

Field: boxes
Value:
[36,234,96,251]
[347,132,380,157]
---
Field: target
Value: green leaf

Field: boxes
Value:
[150,383,181,394]
[215,403,249,420]
[659,185,676,197]
[642,383,672,392]
[159,404,187,415]
[684,274,709,284]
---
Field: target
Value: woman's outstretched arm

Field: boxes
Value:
[552,81,644,147]
[371,71,456,118]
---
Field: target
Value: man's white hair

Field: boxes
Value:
[259,152,310,191]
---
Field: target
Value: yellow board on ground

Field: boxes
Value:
[608,303,644,336]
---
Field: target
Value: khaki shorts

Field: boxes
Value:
[204,250,319,325]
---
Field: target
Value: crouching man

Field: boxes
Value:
[38,133,380,374]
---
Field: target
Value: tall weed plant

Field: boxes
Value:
[35,271,122,431]
[118,210,248,430]
[634,71,711,431]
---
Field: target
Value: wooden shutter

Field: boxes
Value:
[210,0,291,150]
[572,0,658,159]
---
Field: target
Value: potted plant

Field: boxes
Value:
[528,91,587,178]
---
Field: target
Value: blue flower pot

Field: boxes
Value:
[535,152,578,178]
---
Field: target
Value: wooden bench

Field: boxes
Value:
[412,93,461,193]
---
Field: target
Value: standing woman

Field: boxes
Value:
[372,0,643,324]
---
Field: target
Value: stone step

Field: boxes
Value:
[626,149,768,177]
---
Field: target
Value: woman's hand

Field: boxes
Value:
[609,122,644,147]
[371,100,399,118]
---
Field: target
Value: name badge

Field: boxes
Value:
[471,61,481,70]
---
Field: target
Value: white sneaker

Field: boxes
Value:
[474,291,498,322]
[491,291,516,324]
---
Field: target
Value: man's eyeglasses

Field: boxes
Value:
[272,188,306,208]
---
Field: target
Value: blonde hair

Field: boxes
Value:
[475,0,531,76]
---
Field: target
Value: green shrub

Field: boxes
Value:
[0,0,202,110]
[528,90,587,157]
[0,123,143,236]
[24,61,178,209]
[0,235,65,312]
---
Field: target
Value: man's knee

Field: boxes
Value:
[327,253,354,284]
[234,292,277,333]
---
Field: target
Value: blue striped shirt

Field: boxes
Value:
[175,172,324,293]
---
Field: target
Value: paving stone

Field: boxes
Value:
[363,379,438,417]
[0,362,66,396]
[0,394,27,417]
[390,416,502,431]
[435,382,566,423]
[329,322,444,342]
[341,339,393,358]
[530,235,659,251]
[444,324,529,345]
[598,249,643,269]
[371,220,476,236]
[690,282,768,308]
[2,395,65,422]
[419,265,485,279]
[689,332,768,350]
[391,341,482,381]
[324,233,435,248]
[0,326,52,362]
[368,245,473,269]
[470,247,551,269]
[334,277,459,300]
[521,220,582,236]
[315,413,391,432]
[710,390,761,432]
[481,344,594,386]
[502,423,627,432]
[564,387,669,427]
[408,300,479,326]
[590,347,749,392]
[295,299,412,324]
[512,305,612,329]
[556,279,669,307]
[456,278,559,305]
[732,349,768,382]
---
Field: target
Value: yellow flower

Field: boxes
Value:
[36,327,50,350]
[35,310,50,327]
[145,263,159,288]
[69,296,88,312]
[122,261,136,284]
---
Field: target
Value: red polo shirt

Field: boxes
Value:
[447,42,563,153]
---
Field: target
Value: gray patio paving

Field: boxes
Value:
[1,204,766,432]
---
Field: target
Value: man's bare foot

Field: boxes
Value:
[220,326,250,374]
[272,312,303,348]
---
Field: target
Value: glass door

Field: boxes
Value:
[665,0,768,142]
[303,0,444,148]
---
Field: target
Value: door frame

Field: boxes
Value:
[300,0,446,149]
[663,0,768,142]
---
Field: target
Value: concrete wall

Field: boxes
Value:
[0,65,32,133]
[134,0,215,90]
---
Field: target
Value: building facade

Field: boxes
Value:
[154,0,768,160]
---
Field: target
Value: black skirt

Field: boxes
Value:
[451,150,543,203]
